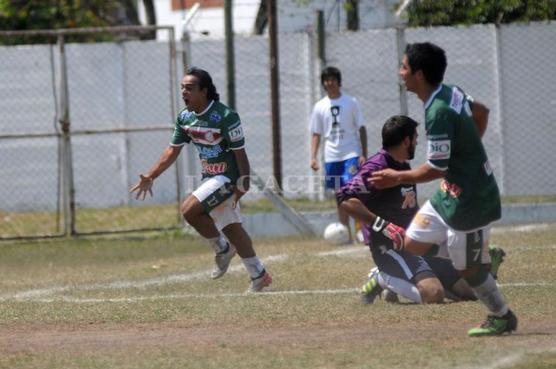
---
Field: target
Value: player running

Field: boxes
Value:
[130,67,272,292]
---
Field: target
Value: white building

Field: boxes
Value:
[138,0,401,40]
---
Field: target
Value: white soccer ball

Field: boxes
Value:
[323,222,350,245]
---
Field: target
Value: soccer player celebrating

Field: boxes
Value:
[130,67,272,292]
[370,42,517,336]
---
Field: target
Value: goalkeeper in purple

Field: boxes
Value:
[337,115,445,305]
[130,67,272,293]
[371,42,516,336]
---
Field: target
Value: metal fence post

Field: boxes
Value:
[315,10,326,202]
[57,34,76,236]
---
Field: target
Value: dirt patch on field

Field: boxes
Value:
[1,320,555,354]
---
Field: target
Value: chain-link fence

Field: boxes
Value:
[0,26,185,239]
[1,22,555,240]
[185,21,556,224]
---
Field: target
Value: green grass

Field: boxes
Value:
[4,194,553,239]
[2,194,555,239]
[0,224,556,368]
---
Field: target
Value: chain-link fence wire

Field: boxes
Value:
[65,33,181,234]
[280,22,556,220]
[0,35,63,238]
[187,22,556,220]
[0,27,185,239]
[2,22,555,239]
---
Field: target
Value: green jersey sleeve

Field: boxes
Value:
[426,107,456,170]
[170,111,191,146]
[223,112,245,150]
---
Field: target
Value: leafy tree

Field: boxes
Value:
[0,0,156,44]
[402,0,556,27]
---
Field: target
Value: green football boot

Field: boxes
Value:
[468,310,518,337]
[360,268,383,304]
[488,245,506,280]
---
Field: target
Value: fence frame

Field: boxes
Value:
[0,25,182,240]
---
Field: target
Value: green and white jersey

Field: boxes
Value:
[170,100,245,182]
[425,84,501,230]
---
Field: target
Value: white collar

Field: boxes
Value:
[197,100,215,116]
[424,84,443,109]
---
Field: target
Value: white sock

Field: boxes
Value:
[471,274,508,317]
[207,234,228,254]
[379,272,422,304]
[241,256,265,279]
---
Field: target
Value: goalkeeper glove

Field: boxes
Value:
[371,216,405,250]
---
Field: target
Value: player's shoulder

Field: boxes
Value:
[314,96,330,109]
[210,101,240,126]
[361,150,389,172]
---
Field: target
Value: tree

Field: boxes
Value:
[0,0,157,44]
[402,0,556,27]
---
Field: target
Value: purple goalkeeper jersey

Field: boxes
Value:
[336,149,418,244]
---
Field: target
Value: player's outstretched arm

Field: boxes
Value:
[130,145,182,200]
[370,164,445,189]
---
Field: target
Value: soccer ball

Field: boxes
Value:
[323,222,350,245]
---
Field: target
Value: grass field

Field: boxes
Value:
[1,224,556,369]
[3,195,556,238]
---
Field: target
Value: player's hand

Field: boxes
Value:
[231,187,247,209]
[371,216,405,250]
[310,158,319,171]
[369,169,400,189]
[129,174,154,201]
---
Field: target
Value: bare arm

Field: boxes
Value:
[231,148,250,207]
[129,145,182,200]
[358,126,367,166]
[310,133,321,171]
[471,100,489,138]
[369,163,445,189]
[233,148,250,192]
[339,197,377,226]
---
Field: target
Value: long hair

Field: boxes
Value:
[186,67,220,101]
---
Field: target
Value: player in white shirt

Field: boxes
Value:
[310,67,367,243]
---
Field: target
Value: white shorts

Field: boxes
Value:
[191,175,242,231]
[406,200,492,270]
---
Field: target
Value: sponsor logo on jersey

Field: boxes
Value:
[184,126,223,145]
[449,87,464,113]
[401,187,417,209]
[209,111,222,122]
[228,123,244,142]
[414,213,431,229]
[179,110,193,120]
[440,179,462,198]
[427,139,451,161]
[197,145,223,159]
[201,160,228,175]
